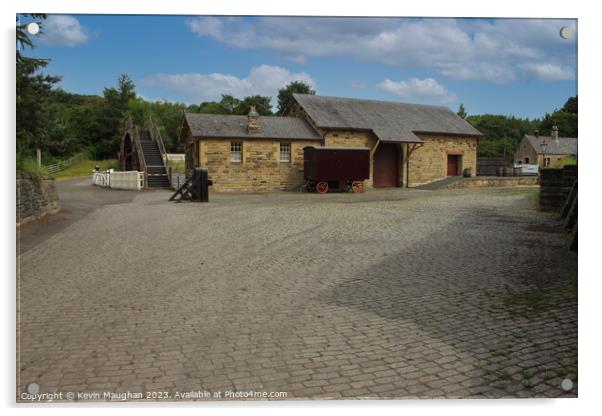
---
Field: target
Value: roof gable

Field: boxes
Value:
[292,94,482,143]
[184,113,322,140]
[525,135,578,155]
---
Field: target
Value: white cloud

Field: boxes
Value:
[136,93,169,103]
[377,78,457,104]
[38,15,89,47]
[185,16,223,39]
[519,63,575,81]
[185,17,577,83]
[142,65,315,103]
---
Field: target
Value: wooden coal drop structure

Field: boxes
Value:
[303,146,370,193]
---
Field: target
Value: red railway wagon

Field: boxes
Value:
[303,146,370,193]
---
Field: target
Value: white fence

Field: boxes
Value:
[515,163,539,176]
[93,170,144,190]
[92,171,110,187]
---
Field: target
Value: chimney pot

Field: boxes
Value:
[247,105,261,134]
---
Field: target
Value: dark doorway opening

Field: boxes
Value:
[373,143,399,187]
[447,155,461,176]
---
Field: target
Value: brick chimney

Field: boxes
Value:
[551,125,559,142]
[247,105,261,134]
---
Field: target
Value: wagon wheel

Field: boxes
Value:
[316,181,329,194]
[352,181,364,193]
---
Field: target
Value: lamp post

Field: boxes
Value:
[540,138,548,168]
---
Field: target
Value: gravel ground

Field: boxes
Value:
[17,184,577,401]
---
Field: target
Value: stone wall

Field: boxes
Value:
[198,138,320,191]
[17,172,60,226]
[444,176,538,189]
[407,134,478,187]
[539,165,578,212]
[192,131,479,191]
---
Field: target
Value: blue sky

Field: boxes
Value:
[19,14,577,119]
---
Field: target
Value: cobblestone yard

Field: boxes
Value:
[17,184,577,401]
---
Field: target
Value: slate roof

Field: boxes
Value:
[184,113,322,140]
[525,135,578,155]
[292,93,482,143]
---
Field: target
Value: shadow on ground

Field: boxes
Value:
[326,208,577,397]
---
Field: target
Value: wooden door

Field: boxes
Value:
[373,143,399,187]
[447,155,460,176]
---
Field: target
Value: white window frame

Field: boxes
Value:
[230,141,242,162]
[280,142,291,162]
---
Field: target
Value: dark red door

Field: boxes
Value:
[447,155,460,176]
[373,143,399,187]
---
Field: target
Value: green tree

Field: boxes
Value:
[16,14,61,166]
[41,89,109,159]
[218,94,241,113]
[562,95,577,114]
[192,94,274,116]
[197,101,225,114]
[128,98,188,152]
[276,81,315,115]
[457,103,467,119]
[234,95,273,115]
[103,74,136,113]
[194,95,240,115]
[466,114,540,159]
[538,95,578,137]
[539,111,578,138]
[89,74,138,159]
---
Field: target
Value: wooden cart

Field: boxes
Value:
[303,147,370,193]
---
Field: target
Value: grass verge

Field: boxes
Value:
[53,159,118,179]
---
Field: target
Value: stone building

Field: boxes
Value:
[514,127,578,167]
[181,94,482,191]
[181,110,322,191]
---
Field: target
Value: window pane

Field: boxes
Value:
[280,142,290,161]
[231,142,242,161]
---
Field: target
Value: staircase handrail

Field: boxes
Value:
[132,123,148,188]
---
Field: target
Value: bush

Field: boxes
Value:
[16,157,48,176]
[550,156,577,169]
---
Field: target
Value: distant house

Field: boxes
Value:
[180,94,482,191]
[515,127,577,167]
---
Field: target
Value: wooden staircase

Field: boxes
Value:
[138,129,170,188]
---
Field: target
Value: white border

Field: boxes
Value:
[3,1,600,415]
